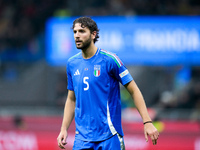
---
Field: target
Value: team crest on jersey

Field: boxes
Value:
[94,65,101,77]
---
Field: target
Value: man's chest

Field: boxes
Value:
[71,61,108,89]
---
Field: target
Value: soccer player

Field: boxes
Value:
[57,17,159,150]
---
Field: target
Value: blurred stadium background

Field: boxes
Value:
[0,0,200,150]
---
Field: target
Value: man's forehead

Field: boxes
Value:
[74,23,87,30]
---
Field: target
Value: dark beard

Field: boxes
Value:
[76,36,92,50]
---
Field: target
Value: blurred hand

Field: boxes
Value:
[144,123,159,145]
[57,130,68,149]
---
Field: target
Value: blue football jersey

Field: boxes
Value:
[67,48,133,142]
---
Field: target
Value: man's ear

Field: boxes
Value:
[91,31,97,40]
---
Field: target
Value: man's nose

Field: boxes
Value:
[74,32,80,37]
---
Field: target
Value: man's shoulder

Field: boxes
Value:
[99,49,115,56]
[99,49,123,67]
[68,52,82,63]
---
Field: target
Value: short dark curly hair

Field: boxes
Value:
[72,17,100,43]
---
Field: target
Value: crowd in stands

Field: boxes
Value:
[158,80,200,109]
[80,0,200,16]
[0,0,66,52]
[155,67,200,111]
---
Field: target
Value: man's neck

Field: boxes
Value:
[82,44,97,59]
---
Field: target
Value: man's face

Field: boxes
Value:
[73,23,93,50]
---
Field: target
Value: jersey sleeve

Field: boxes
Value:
[109,54,133,85]
[66,61,74,91]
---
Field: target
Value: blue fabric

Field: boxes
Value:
[67,48,133,141]
[73,134,125,150]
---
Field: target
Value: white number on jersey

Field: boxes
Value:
[83,77,89,91]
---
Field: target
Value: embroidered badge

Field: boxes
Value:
[94,65,101,77]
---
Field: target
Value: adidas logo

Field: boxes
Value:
[74,69,80,76]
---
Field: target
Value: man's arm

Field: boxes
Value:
[57,90,76,149]
[124,80,159,145]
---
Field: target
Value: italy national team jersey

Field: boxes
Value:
[67,48,133,142]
